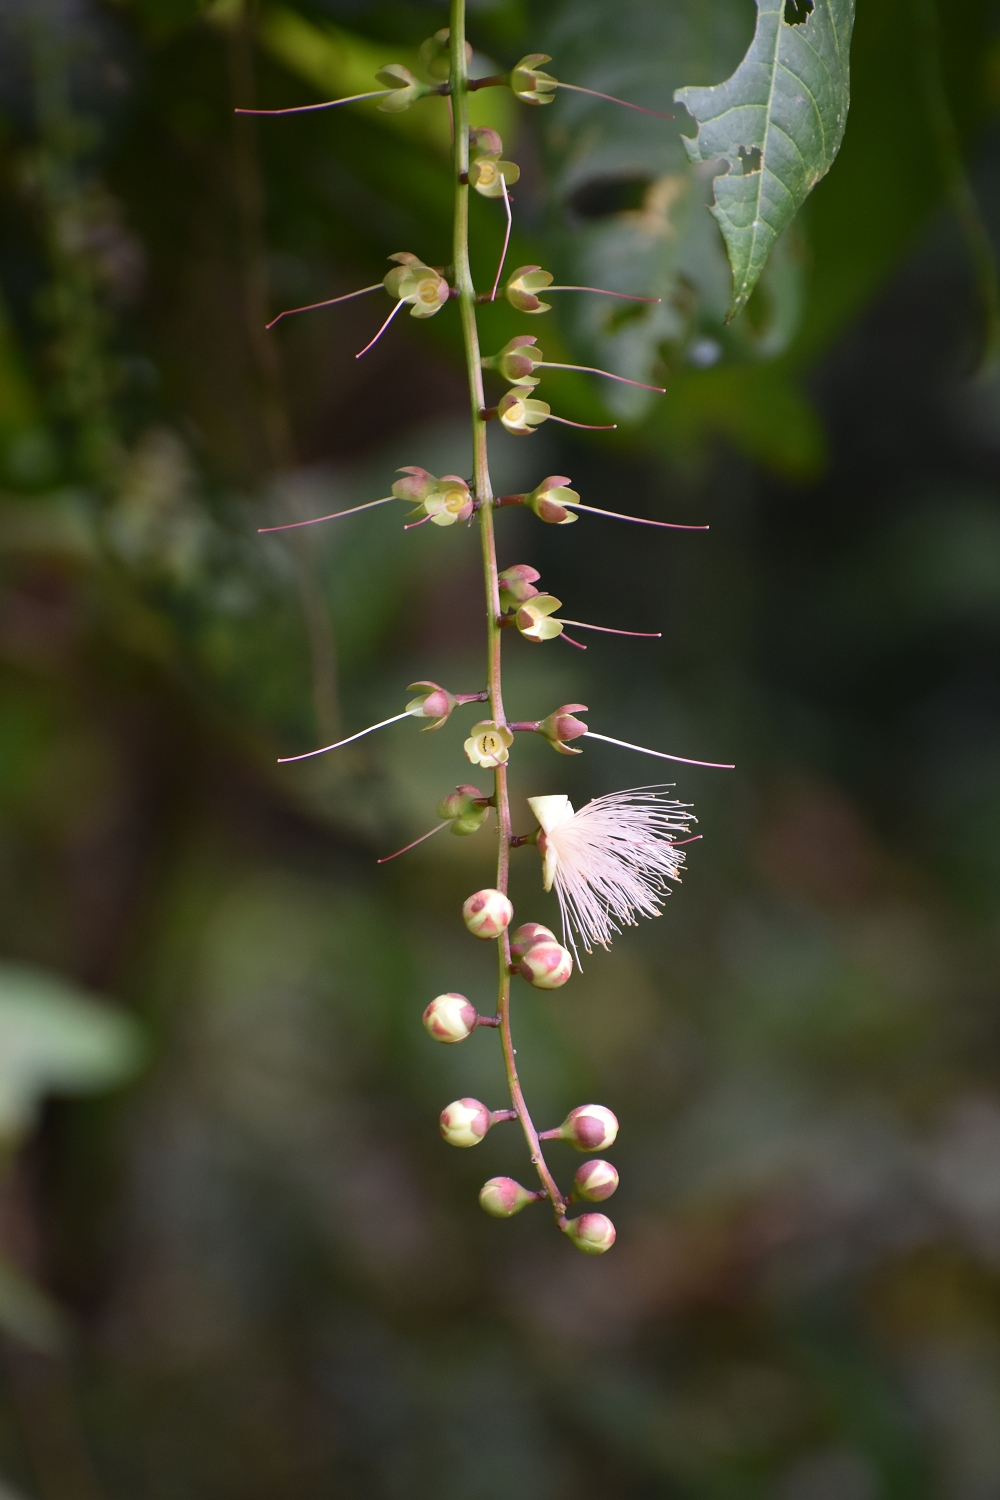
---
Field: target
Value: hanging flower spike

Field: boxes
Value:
[423,475,474,527]
[504,266,553,313]
[464,721,513,768]
[525,476,579,526]
[419,28,472,81]
[527,789,692,958]
[537,704,589,755]
[436,784,491,835]
[482,336,541,387]
[406,681,459,730]
[497,389,550,435]
[383,253,450,319]
[510,54,558,106]
[374,65,432,114]
[469,153,520,199]
[497,563,541,612]
[515,594,563,643]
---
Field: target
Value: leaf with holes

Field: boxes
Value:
[675,0,855,320]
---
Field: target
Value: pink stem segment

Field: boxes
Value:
[559,620,662,638]
[235,90,392,117]
[266,284,382,331]
[583,730,735,770]
[278,710,413,764]
[490,177,513,303]
[377,820,449,863]
[539,362,665,394]
[555,80,674,119]
[258,496,395,534]
[547,415,618,431]
[547,286,660,303]
[562,501,707,530]
[355,298,405,358]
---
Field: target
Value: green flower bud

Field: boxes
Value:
[437,784,490,836]
[510,53,558,106]
[565,1212,616,1254]
[423,475,473,527]
[559,1104,618,1152]
[573,1159,619,1202]
[517,940,573,989]
[483,336,542,387]
[515,595,563,643]
[469,126,504,157]
[462,887,514,939]
[423,993,478,1043]
[537,703,588,754]
[498,564,541,612]
[468,154,520,199]
[440,1097,491,1147]
[498,390,550,436]
[479,1177,538,1217]
[504,266,554,314]
[526,476,579,525]
[418,28,471,81]
[464,721,513,769]
[383,253,450,318]
[509,921,556,960]
[375,64,431,114]
[406,680,458,730]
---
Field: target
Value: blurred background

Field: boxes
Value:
[0,0,1000,1495]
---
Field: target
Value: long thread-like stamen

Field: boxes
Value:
[490,177,513,303]
[554,80,674,119]
[558,620,661,637]
[547,286,660,302]
[235,90,392,117]
[559,631,587,650]
[584,730,735,769]
[561,500,708,530]
[355,298,405,359]
[278,710,413,763]
[258,497,395,534]
[547,414,618,430]
[266,284,382,331]
[539,362,666,393]
[377,820,449,863]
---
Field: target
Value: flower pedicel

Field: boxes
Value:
[247,8,732,1250]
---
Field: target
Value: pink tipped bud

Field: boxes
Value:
[439,1097,491,1147]
[469,125,504,156]
[484,336,543,387]
[405,681,460,731]
[560,1104,618,1151]
[509,921,556,960]
[537,704,589,755]
[422,993,478,1044]
[517,940,573,989]
[498,563,541,612]
[392,465,438,504]
[565,1212,616,1254]
[526,476,579,525]
[479,1177,538,1217]
[573,1159,619,1202]
[462,888,514,939]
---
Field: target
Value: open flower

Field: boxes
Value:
[526,476,579,524]
[483,335,541,387]
[504,266,554,313]
[464,721,513,768]
[498,390,550,435]
[527,789,693,959]
[374,65,430,114]
[515,595,563,643]
[383,253,450,317]
[424,475,473,526]
[510,54,559,105]
[469,153,520,199]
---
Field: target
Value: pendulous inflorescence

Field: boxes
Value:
[246,7,731,1250]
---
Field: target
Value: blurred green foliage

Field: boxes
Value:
[0,0,999,1497]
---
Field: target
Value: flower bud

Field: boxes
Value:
[498,390,550,436]
[498,563,541,613]
[484,335,543,388]
[469,126,504,157]
[375,64,430,114]
[464,720,513,768]
[406,680,458,730]
[559,1104,619,1152]
[479,1177,537,1217]
[391,464,437,507]
[437,784,490,836]
[462,888,513,939]
[509,921,555,960]
[469,154,520,199]
[418,28,471,81]
[440,1097,491,1147]
[526,476,579,525]
[565,1212,616,1254]
[510,54,559,106]
[422,992,478,1043]
[515,595,563,643]
[537,703,588,755]
[383,253,449,317]
[423,475,473,527]
[573,1159,619,1202]
[517,940,573,989]
[504,266,554,314]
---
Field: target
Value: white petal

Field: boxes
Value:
[528,794,574,835]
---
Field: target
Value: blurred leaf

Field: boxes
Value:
[0,964,145,1141]
[676,0,856,319]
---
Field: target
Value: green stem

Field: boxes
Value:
[448,1,565,1222]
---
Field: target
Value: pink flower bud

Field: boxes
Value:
[439,1097,491,1147]
[560,1104,618,1151]
[462,888,514,939]
[526,476,579,525]
[537,703,588,755]
[478,1177,537,1217]
[392,465,438,504]
[573,1159,619,1202]
[406,680,458,730]
[422,993,478,1044]
[510,54,558,106]
[517,939,573,988]
[497,563,541,612]
[469,126,504,157]
[509,921,556,960]
[565,1212,616,1254]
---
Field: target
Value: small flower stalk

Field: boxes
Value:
[255,0,734,1250]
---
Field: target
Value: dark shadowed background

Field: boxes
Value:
[1,0,1000,1496]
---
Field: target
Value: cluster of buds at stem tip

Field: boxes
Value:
[392,467,473,527]
[467,128,520,199]
[509,924,573,989]
[462,888,513,940]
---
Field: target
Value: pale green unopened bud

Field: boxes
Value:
[515,595,563,643]
[498,563,541,612]
[509,922,555,960]
[559,1104,618,1152]
[469,126,504,157]
[526,476,579,525]
[504,266,554,314]
[517,940,573,988]
[418,28,471,80]
[573,1159,619,1202]
[498,390,550,436]
[510,53,558,106]
[375,64,431,114]
[462,888,513,939]
[565,1212,616,1254]
[423,993,478,1043]
[479,1177,537,1217]
[440,1097,491,1147]
[437,784,490,835]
